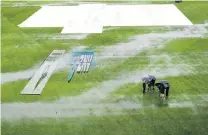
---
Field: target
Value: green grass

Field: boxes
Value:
[2,1,208,72]
[80,27,168,46]
[176,1,208,24]
[109,37,208,102]
[2,107,208,135]
[1,2,208,135]
[1,12,72,72]
[158,38,208,53]
[1,71,95,102]
[152,38,208,71]
[1,52,150,103]
[1,6,164,72]
[1,2,208,101]
[112,74,208,97]
[3,36,208,102]
[2,37,208,102]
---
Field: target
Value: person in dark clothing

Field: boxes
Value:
[155,80,170,100]
[148,75,156,90]
[143,82,146,94]
[142,77,151,94]
[175,0,182,3]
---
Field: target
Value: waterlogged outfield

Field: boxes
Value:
[110,38,208,97]
[1,1,208,72]
[1,1,208,135]
[2,107,208,135]
[1,6,167,73]
[2,37,208,102]
[1,1,208,102]
[2,36,208,102]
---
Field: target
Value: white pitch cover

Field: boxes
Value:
[20,50,65,95]
[61,4,105,33]
[19,4,193,34]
